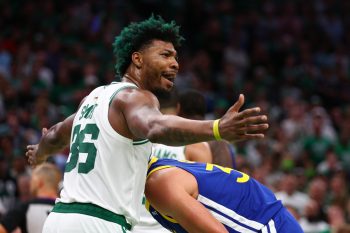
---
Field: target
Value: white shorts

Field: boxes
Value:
[43,212,129,233]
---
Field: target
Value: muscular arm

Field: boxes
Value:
[26,98,87,166]
[113,89,268,145]
[145,168,228,233]
[36,114,75,160]
[26,114,75,165]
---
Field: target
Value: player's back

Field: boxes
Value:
[58,82,152,226]
[147,158,283,233]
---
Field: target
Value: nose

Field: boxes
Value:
[170,58,179,71]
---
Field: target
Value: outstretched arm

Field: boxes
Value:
[145,167,228,233]
[26,114,75,166]
[115,89,268,146]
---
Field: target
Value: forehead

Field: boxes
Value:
[144,40,176,53]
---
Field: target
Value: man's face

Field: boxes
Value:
[139,40,179,93]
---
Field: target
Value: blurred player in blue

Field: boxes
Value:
[145,157,303,233]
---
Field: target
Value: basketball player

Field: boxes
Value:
[145,157,304,233]
[26,16,268,233]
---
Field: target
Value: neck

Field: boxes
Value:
[122,74,140,87]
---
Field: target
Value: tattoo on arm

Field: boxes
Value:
[159,128,199,144]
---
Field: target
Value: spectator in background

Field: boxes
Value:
[16,174,31,203]
[280,97,308,159]
[303,108,334,166]
[299,199,330,233]
[327,204,348,232]
[335,225,350,233]
[335,121,350,170]
[307,177,328,224]
[306,107,337,143]
[0,163,61,233]
[307,177,328,207]
[275,172,310,215]
[317,148,343,176]
[0,154,17,218]
[328,172,349,208]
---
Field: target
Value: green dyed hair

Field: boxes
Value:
[113,15,184,77]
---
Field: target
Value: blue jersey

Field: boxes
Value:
[146,158,301,233]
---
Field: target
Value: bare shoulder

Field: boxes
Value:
[146,167,178,195]
[112,87,159,108]
[107,87,161,139]
[145,167,198,214]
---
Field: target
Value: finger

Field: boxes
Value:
[25,150,32,156]
[231,123,269,137]
[42,128,48,135]
[27,158,33,165]
[28,159,36,168]
[242,133,265,140]
[243,124,269,134]
[28,158,36,167]
[228,94,245,113]
[236,107,262,120]
[239,115,268,126]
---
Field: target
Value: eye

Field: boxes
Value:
[161,53,170,57]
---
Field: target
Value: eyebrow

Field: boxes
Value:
[163,49,177,56]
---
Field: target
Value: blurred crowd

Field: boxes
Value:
[0,0,349,232]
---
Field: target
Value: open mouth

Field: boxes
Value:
[161,72,176,83]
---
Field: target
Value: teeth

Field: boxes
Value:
[162,75,174,81]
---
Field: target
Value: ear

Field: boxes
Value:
[131,52,142,69]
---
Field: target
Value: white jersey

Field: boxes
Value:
[58,82,152,227]
[131,144,185,233]
[152,143,186,161]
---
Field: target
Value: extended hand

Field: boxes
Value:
[25,128,48,167]
[218,94,269,142]
[26,144,40,167]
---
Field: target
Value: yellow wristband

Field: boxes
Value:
[213,119,222,141]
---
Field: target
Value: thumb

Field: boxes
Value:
[229,94,244,113]
[42,128,48,135]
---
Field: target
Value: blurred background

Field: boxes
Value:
[0,0,349,232]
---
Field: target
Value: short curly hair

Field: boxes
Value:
[113,15,184,77]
